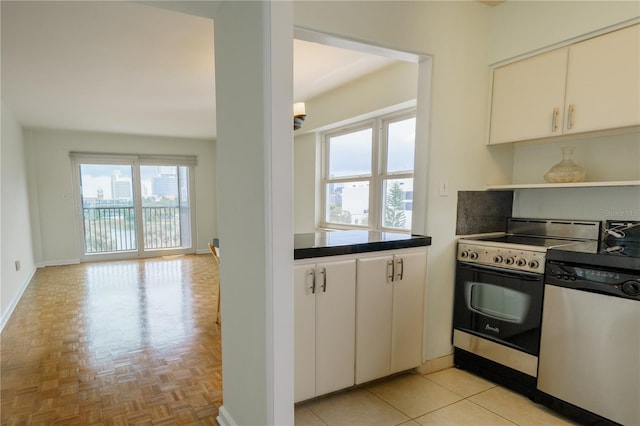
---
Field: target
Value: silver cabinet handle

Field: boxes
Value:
[551,107,559,132]
[319,267,327,292]
[308,269,316,294]
[396,258,404,281]
[387,260,394,283]
[567,104,575,130]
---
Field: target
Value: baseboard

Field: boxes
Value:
[416,353,455,375]
[216,406,236,426]
[0,266,37,332]
[36,259,80,268]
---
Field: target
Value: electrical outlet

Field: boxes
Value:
[15,260,21,271]
[439,178,449,197]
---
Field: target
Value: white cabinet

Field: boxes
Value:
[489,48,568,144]
[489,24,640,145]
[355,248,426,384]
[294,258,356,402]
[564,24,640,134]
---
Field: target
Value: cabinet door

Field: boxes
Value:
[355,255,394,384]
[315,259,356,396]
[391,250,426,373]
[564,24,640,134]
[489,48,568,144]
[294,264,316,402]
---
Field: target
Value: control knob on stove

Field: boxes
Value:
[504,257,515,265]
[516,258,527,267]
[459,251,469,258]
[493,255,503,264]
[528,260,540,269]
[469,252,479,260]
[622,280,640,297]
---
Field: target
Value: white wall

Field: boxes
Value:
[293,132,317,234]
[25,128,216,265]
[1,103,36,329]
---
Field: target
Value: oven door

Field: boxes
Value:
[453,262,543,356]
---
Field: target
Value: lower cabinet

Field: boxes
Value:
[294,258,356,403]
[355,248,427,384]
[294,247,426,402]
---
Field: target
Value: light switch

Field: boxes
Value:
[439,178,449,197]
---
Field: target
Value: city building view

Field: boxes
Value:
[80,164,191,254]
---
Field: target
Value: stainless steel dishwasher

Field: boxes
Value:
[537,257,640,426]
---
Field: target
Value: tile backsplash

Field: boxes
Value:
[456,191,513,235]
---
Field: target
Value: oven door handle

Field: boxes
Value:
[459,262,541,281]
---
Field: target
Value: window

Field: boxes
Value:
[322,110,415,232]
[71,153,197,261]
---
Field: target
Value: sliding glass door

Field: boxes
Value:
[80,163,137,254]
[73,155,195,260]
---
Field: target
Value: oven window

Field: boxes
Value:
[466,282,531,324]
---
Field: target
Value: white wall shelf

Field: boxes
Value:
[486,180,640,190]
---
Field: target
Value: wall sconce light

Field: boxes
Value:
[293,102,306,130]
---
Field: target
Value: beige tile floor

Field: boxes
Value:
[295,368,578,426]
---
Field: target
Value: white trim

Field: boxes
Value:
[0,266,37,332]
[294,27,425,63]
[69,152,198,166]
[36,259,81,268]
[216,406,236,426]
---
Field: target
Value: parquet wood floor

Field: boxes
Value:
[1,254,222,425]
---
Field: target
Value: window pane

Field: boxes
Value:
[140,165,192,250]
[382,178,413,231]
[386,117,415,173]
[80,164,136,254]
[328,128,372,178]
[326,181,369,226]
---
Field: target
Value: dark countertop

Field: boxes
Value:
[294,230,431,260]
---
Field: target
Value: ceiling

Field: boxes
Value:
[1,1,397,140]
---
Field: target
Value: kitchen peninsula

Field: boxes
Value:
[293,230,431,402]
[294,230,431,259]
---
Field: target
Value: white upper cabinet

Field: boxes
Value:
[564,24,640,134]
[489,48,569,144]
[489,24,640,145]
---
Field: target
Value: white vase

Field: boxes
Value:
[543,147,587,183]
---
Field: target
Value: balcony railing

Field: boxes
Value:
[83,206,181,253]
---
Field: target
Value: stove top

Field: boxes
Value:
[457,218,602,274]
[463,235,588,249]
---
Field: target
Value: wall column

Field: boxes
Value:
[214,1,294,424]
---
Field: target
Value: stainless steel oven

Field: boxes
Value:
[452,218,600,396]
[453,263,543,375]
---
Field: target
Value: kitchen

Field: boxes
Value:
[2,1,639,425]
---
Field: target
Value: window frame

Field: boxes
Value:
[320,108,416,232]
[69,152,198,261]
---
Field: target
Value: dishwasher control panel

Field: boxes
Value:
[546,261,640,301]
